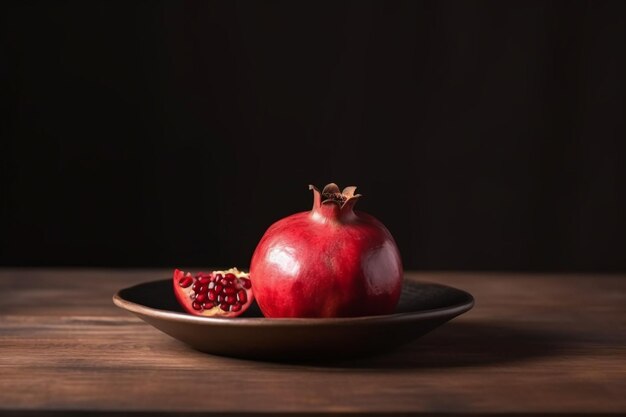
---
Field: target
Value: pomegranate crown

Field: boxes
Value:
[309,183,362,212]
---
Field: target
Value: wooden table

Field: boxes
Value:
[1,269,624,416]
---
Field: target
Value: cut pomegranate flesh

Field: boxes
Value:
[173,268,253,318]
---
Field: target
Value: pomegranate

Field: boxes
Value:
[173,268,253,318]
[250,183,403,318]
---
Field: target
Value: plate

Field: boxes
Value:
[113,278,474,360]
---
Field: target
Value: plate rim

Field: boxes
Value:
[113,278,474,327]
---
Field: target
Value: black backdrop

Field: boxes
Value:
[1,1,625,271]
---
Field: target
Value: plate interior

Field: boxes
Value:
[118,279,472,318]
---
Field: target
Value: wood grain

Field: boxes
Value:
[0,269,625,415]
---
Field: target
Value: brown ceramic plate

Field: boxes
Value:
[113,278,473,360]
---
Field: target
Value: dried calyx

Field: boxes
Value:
[309,183,361,209]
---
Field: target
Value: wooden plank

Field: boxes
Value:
[0,269,625,414]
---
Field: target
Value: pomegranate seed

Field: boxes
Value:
[217,294,223,303]
[208,290,217,301]
[240,278,251,289]
[208,282,215,290]
[196,293,207,303]
[237,290,247,303]
[231,304,242,312]
[223,287,236,295]
[192,282,202,292]
[215,284,223,294]
[224,295,235,304]
[225,273,236,280]
[178,276,193,288]
[214,273,223,282]
[192,301,202,310]
[220,304,230,312]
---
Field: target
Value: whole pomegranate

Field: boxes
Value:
[250,183,403,318]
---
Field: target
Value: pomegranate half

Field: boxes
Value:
[250,183,403,318]
[173,268,253,318]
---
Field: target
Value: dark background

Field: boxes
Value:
[1,1,625,271]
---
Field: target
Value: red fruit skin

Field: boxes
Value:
[250,188,403,318]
